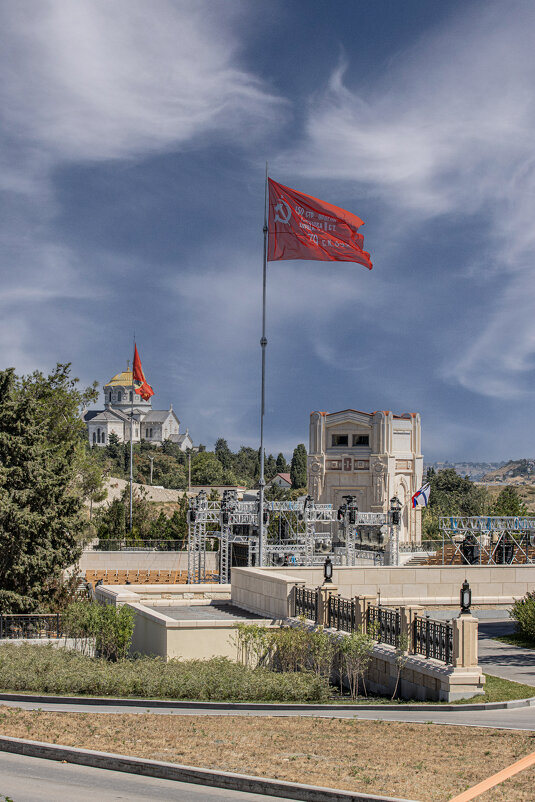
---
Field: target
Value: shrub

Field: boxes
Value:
[0,644,328,702]
[510,591,535,641]
[63,601,135,660]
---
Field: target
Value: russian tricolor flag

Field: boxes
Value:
[412,482,430,508]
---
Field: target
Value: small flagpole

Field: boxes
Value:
[129,337,135,533]
[258,163,268,567]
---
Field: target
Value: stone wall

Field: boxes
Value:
[255,564,535,606]
[230,567,300,620]
[80,551,217,572]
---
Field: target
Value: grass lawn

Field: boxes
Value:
[0,708,533,801]
[496,632,535,650]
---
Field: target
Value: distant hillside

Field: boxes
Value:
[425,461,506,481]
[481,459,535,483]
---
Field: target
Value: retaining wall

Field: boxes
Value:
[253,564,535,606]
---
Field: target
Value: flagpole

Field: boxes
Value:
[129,339,135,533]
[258,163,268,567]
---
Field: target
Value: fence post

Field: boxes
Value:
[354,595,376,633]
[400,605,425,653]
[318,583,338,627]
[56,613,60,640]
[452,613,478,668]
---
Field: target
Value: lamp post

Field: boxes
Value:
[149,456,154,486]
[389,495,402,567]
[460,579,472,614]
[323,556,333,584]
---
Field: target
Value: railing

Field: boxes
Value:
[294,585,318,622]
[82,539,188,552]
[367,604,401,647]
[327,595,356,633]
[413,615,453,664]
[0,613,62,640]
[399,540,442,553]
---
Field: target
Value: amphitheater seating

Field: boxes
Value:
[84,569,219,587]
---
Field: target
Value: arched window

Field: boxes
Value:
[92,432,96,444]
[117,392,122,402]
[129,391,133,401]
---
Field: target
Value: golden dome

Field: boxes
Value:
[105,370,133,388]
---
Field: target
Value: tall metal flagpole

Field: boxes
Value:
[258,164,269,566]
[129,338,135,533]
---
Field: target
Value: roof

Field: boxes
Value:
[277,473,291,484]
[105,370,133,388]
[83,409,127,423]
[143,409,179,423]
[322,408,415,420]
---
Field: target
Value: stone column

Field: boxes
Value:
[400,605,424,653]
[318,584,338,627]
[452,614,479,668]
[354,595,376,632]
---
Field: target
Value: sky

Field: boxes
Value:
[1,0,535,462]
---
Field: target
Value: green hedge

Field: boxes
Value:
[0,644,328,702]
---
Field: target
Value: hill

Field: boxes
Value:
[481,459,535,483]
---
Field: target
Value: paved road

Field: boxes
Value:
[477,619,535,687]
[0,751,298,802]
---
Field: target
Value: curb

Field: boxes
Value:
[0,691,534,712]
[0,734,420,802]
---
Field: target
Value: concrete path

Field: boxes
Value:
[477,619,535,687]
[0,750,298,802]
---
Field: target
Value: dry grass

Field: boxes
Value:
[0,708,533,801]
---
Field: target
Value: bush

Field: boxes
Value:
[0,644,328,702]
[63,601,135,660]
[510,591,535,641]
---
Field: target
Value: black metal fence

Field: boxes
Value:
[0,613,62,640]
[367,604,401,647]
[413,615,453,664]
[327,595,356,633]
[294,586,318,622]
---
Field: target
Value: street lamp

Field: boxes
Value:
[323,556,333,584]
[389,495,403,566]
[460,579,472,614]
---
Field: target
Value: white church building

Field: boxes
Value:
[84,366,193,450]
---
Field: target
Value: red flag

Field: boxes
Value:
[267,178,372,269]
[133,344,154,401]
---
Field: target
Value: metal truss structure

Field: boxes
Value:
[439,516,535,565]
[187,491,391,583]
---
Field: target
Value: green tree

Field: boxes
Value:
[265,453,277,480]
[422,468,489,539]
[190,451,224,485]
[290,444,308,490]
[0,364,97,612]
[276,453,289,473]
[490,486,528,516]
[214,438,233,470]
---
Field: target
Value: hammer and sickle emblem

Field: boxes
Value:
[274,198,292,224]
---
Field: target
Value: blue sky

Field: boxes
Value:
[1,0,534,461]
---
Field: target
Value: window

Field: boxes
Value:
[353,434,369,446]
[117,392,122,402]
[92,432,96,444]
[129,391,133,401]
[331,434,348,447]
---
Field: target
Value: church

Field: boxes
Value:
[84,365,193,450]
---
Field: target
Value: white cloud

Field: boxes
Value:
[0,0,284,165]
[274,3,535,399]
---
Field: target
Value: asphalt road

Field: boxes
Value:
[0,751,298,802]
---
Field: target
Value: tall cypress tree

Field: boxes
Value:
[0,365,97,612]
[290,444,308,490]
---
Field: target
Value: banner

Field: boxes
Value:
[267,178,372,269]
[133,344,154,401]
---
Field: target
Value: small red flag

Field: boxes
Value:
[133,344,154,401]
[267,178,372,269]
